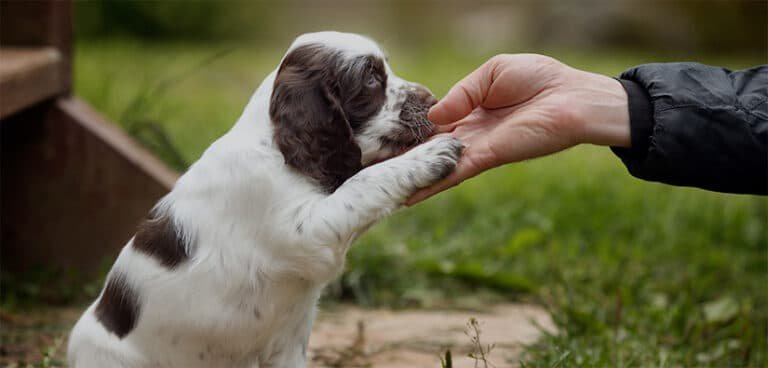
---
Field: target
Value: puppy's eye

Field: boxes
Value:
[365,74,381,89]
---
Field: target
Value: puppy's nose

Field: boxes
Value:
[413,86,437,107]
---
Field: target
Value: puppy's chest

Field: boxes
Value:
[136,299,267,366]
[195,277,311,333]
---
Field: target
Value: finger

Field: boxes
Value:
[427,59,497,125]
[434,121,460,134]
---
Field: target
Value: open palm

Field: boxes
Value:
[408,54,629,204]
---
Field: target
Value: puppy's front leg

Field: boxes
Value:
[302,136,463,244]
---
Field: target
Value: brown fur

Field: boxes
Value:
[269,43,387,192]
[132,213,188,269]
[94,271,140,338]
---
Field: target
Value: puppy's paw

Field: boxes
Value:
[407,135,464,188]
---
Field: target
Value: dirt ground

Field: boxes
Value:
[1,303,553,367]
[310,304,555,368]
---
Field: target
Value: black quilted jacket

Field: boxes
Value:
[612,63,767,195]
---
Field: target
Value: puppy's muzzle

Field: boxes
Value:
[397,85,438,145]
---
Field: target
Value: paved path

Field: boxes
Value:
[310,304,555,368]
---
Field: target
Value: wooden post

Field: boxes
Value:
[0,0,72,94]
[1,0,177,278]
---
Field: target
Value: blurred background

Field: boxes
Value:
[2,0,766,367]
[71,0,767,169]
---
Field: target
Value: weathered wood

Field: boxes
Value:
[1,0,180,277]
[1,97,178,275]
[57,98,179,190]
[0,47,63,119]
[0,0,72,94]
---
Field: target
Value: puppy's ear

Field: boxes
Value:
[270,44,362,192]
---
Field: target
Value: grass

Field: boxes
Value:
[61,40,768,366]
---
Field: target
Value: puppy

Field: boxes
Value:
[68,31,463,368]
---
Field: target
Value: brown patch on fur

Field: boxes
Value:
[132,212,188,268]
[388,86,437,149]
[95,272,140,338]
[270,43,387,192]
[341,55,387,129]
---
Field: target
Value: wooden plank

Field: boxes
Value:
[1,97,178,275]
[0,47,62,119]
[0,0,72,94]
[57,98,179,190]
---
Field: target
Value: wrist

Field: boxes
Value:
[573,71,632,148]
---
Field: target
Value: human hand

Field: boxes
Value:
[407,54,631,204]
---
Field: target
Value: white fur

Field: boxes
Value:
[68,31,461,368]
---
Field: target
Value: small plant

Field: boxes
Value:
[440,349,453,368]
[466,317,495,368]
[40,335,65,368]
[311,319,371,368]
[120,47,235,171]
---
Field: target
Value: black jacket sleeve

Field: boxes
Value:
[611,62,767,195]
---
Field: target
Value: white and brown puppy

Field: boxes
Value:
[68,31,462,368]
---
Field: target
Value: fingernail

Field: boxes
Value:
[427,105,439,119]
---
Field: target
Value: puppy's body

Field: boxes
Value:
[68,32,462,368]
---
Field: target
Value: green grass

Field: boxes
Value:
[73,40,767,366]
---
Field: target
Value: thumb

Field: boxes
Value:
[428,59,496,125]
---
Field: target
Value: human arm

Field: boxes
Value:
[612,63,767,194]
[408,56,767,204]
[408,54,632,204]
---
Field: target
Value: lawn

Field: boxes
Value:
[69,40,767,366]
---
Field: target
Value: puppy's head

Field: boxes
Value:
[270,31,436,192]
